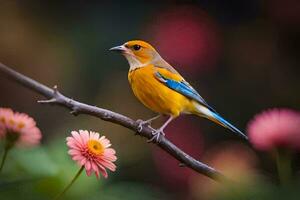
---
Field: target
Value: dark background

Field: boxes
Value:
[0,0,299,199]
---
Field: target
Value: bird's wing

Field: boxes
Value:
[151,56,180,74]
[154,67,216,112]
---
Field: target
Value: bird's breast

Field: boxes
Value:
[128,66,191,116]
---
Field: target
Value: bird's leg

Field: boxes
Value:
[148,115,174,143]
[136,115,161,133]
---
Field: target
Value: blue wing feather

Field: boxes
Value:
[155,72,216,112]
[154,71,247,140]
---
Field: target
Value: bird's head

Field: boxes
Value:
[110,40,159,70]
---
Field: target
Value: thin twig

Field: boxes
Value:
[0,62,226,181]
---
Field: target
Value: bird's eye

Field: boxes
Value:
[132,44,141,51]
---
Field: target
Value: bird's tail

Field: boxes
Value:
[194,103,248,140]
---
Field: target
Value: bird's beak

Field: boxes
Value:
[109,45,127,53]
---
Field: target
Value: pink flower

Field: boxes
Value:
[66,130,117,179]
[247,108,300,151]
[0,108,42,147]
[0,108,14,137]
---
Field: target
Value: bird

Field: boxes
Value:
[110,40,247,142]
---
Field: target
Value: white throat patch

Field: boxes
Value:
[124,54,147,71]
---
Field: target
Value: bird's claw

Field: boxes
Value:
[147,129,165,143]
[136,119,151,133]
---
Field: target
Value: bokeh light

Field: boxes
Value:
[190,142,259,200]
[146,5,220,74]
[151,117,203,192]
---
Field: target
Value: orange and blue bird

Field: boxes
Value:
[110,40,247,142]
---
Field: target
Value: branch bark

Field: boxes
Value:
[0,62,226,181]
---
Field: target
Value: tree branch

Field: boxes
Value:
[0,62,226,181]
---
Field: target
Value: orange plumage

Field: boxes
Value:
[110,40,247,141]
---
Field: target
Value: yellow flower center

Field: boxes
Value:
[9,119,15,125]
[0,117,5,123]
[87,140,104,155]
[18,122,25,129]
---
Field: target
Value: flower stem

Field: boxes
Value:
[54,166,84,200]
[0,144,12,173]
[275,148,292,186]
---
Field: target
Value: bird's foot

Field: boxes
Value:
[136,119,151,134]
[147,129,165,143]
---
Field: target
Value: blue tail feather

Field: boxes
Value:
[211,112,248,140]
[194,103,248,140]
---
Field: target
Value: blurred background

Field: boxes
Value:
[0,0,299,199]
